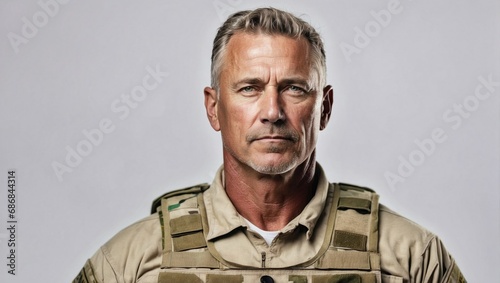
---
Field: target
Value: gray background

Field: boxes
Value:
[1,0,498,282]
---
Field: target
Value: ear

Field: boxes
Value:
[204,86,220,131]
[320,85,334,130]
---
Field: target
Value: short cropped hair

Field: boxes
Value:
[210,7,327,92]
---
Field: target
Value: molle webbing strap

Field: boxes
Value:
[164,250,219,268]
[338,198,371,214]
[206,274,244,283]
[289,275,308,283]
[170,214,206,251]
[158,272,202,283]
[159,184,219,269]
[312,273,377,283]
[159,273,244,283]
[316,183,380,271]
[316,250,380,270]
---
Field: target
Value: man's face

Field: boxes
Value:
[205,32,332,175]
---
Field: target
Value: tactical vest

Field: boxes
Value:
[151,183,381,283]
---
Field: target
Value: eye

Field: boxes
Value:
[284,85,307,96]
[241,86,255,92]
[238,85,259,96]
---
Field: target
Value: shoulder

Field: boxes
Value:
[88,213,162,283]
[86,184,210,283]
[378,204,456,280]
[378,204,435,250]
[103,213,161,253]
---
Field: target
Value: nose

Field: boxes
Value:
[259,88,285,124]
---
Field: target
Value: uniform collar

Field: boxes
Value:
[204,163,330,241]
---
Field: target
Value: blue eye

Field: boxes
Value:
[286,85,306,95]
[238,86,260,97]
[241,86,255,92]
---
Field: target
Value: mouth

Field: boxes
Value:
[247,128,299,143]
[256,136,291,141]
[251,135,298,143]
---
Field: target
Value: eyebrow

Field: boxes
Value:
[232,78,264,89]
[280,78,313,91]
[232,77,313,91]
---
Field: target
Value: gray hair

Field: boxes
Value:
[210,7,327,91]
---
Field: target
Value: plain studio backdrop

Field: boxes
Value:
[0,0,498,282]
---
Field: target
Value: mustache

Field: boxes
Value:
[246,127,300,143]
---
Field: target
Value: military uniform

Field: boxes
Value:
[74,164,465,283]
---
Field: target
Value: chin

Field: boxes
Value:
[248,158,298,175]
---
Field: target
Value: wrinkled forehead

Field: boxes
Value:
[221,32,316,81]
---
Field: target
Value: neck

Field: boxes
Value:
[224,153,318,231]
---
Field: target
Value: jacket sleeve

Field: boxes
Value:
[378,206,466,283]
[72,255,106,283]
[72,214,163,283]
[411,236,466,283]
[73,249,120,283]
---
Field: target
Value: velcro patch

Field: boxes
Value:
[170,214,203,236]
[172,232,207,251]
[333,230,367,251]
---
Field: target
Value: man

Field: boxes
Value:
[74,7,466,283]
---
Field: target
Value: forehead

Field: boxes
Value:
[222,32,312,70]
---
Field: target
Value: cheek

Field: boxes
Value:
[290,102,321,128]
[308,100,324,127]
[218,101,246,138]
[290,105,322,147]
